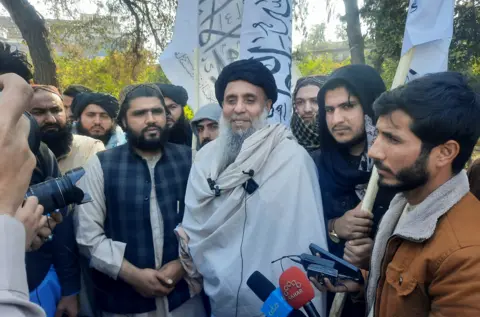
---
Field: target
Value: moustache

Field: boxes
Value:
[41,124,61,132]
[142,125,163,134]
[374,159,394,174]
[90,125,105,131]
[332,125,351,132]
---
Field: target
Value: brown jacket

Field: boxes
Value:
[366,171,480,317]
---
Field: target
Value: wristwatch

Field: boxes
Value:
[329,218,341,243]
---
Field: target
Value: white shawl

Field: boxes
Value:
[182,124,328,317]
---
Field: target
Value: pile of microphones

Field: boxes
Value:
[247,243,363,317]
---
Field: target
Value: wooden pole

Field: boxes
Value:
[192,47,200,156]
[329,47,416,317]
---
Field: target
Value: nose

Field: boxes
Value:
[94,115,101,124]
[145,111,155,124]
[45,113,57,124]
[304,101,313,114]
[233,100,246,114]
[331,108,345,125]
[368,137,385,161]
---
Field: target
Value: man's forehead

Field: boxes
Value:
[129,97,164,110]
[84,103,108,114]
[31,91,63,108]
[377,110,412,132]
[163,97,176,105]
[224,80,264,96]
[324,87,360,106]
[197,118,218,126]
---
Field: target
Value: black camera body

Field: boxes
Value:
[25,167,92,215]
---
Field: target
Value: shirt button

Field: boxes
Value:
[145,180,150,184]
[399,276,403,285]
[144,196,149,201]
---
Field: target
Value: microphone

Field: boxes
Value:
[279,267,321,317]
[242,169,255,177]
[247,271,306,317]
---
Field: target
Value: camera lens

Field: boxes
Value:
[25,167,88,214]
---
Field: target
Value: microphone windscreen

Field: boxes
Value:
[279,267,315,310]
[247,271,276,302]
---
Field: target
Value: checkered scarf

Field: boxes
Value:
[290,110,321,152]
[290,76,327,152]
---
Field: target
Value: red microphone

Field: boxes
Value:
[279,267,321,317]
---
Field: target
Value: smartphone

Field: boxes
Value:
[309,243,361,279]
[307,264,340,286]
[299,253,335,271]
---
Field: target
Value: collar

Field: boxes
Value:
[392,170,470,241]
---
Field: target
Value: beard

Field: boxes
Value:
[125,123,170,152]
[337,131,366,151]
[41,122,74,158]
[375,145,431,192]
[76,121,116,145]
[199,138,212,149]
[216,108,269,172]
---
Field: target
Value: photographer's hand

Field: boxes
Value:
[0,74,36,216]
[15,196,47,251]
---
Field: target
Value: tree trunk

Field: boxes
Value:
[1,0,58,86]
[343,0,366,64]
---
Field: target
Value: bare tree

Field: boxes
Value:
[1,0,58,85]
[327,0,366,64]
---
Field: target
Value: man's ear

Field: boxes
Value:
[435,140,460,168]
[266,99,273,111]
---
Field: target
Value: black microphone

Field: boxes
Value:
[206,178,221,197]
[242,169,255,177]
[247,271,307,317]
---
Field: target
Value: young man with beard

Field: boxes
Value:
[176,59,328,317]
[290,76,326,152]
[156,84,193,147]
[62,85,93,123]
[312,72,480,317]
[71,92,127,149]
[311,64,396,316]
[74,84,206,317]
[28,85,105,174]
[190,103,221,150]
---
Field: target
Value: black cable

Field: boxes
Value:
[234,190,248,317]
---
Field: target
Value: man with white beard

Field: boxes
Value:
[176,59,328,317]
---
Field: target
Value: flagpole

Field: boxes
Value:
[329,48,416,317]
[192,46,200,154]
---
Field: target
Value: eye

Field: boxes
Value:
[385,134,401,144]
[325,107,334,113]
[152,108,164,115]
[342,103,355,110]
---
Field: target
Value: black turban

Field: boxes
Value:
[156,84,189,106]
[215,59,278,106]
[72,92,120,119]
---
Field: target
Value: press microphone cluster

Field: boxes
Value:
[247,271,306,317]
[279,267,321,317]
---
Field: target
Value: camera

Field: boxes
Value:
[25,167,92,214]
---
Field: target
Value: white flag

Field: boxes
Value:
[401,0,455,82]
[240,0,294,125]
[159,0,295,126]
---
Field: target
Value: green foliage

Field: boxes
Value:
[297,54,350,76]
[55,50,168,98]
